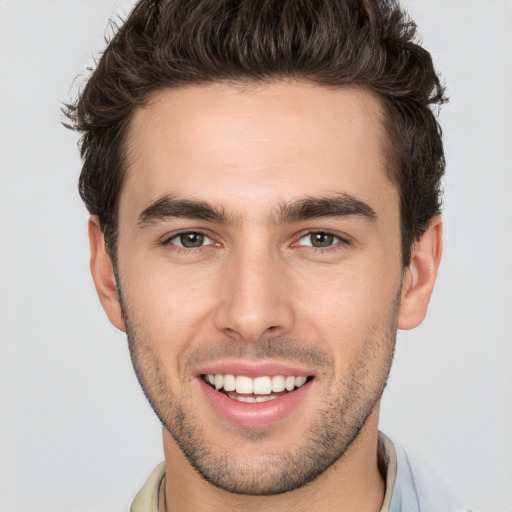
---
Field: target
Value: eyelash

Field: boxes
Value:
[162,230,350,254]
[162,230,217,253]
[294,231,350,252]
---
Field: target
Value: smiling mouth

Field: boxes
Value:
[202,374,313,403]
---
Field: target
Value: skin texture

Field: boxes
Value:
[89,81,442,512]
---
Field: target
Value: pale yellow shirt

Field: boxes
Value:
[130,434,396,512]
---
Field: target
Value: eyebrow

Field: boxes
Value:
[137,195,230,227]
[275,194,377,223]
[137,192,377,228]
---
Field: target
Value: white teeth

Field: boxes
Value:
[295,376,307,387]
[255,395,277,402]
[253,376,272,394]
[205,373,309,395]
[235,395,257,403]
[223,374,236,392]
[285,376,296,391]
[235,375,253,394]
[271,375,285,392]
[227,394,278,403]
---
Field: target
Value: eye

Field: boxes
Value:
[296,232,346,249]
[168,231,214,249]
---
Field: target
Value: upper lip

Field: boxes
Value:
[194,359,315,378]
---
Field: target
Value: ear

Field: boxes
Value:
[88,216,126,332]
[398,216,443,330]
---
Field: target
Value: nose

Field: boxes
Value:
[214,244,295,343]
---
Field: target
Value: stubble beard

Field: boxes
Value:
[119,288,399,496]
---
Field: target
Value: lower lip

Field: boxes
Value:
[198,378,313,428]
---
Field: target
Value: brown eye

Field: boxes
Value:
[170,232,212,248]
[180,233,204,247]
[310,233,335,247]
[297,232,339,248]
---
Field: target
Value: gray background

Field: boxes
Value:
[1,1,511,510]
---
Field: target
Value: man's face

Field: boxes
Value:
[114,82,404,494]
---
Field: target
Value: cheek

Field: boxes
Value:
[120,260,218,350]
[292,257,401,346]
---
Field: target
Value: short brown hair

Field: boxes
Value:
[65,0,447,265]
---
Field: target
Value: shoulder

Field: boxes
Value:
[380,433,477,512]
[130,462,165,512]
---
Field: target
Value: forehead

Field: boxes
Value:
[121,81,396,221]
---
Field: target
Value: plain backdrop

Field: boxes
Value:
[1,1,511,511]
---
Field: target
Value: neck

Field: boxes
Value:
[160,407,385,512]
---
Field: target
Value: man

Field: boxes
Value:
[65,0,472,510]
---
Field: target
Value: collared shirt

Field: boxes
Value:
[130,433,472,512]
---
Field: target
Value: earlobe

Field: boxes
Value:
[398,216,443,330]
[88,216,126,332]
